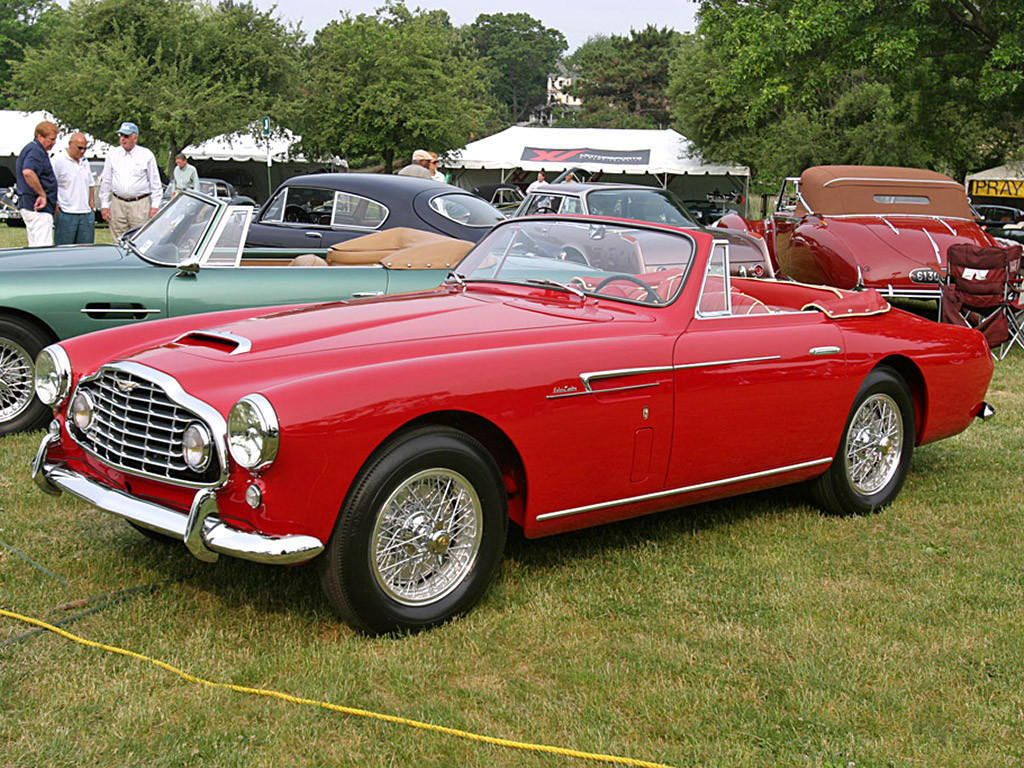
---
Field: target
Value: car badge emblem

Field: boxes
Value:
[114,377,138,392]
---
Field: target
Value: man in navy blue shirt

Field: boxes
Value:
[15,120,59,246]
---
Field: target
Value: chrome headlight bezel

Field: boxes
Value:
[34,345,72,408]
[227,394,279,471]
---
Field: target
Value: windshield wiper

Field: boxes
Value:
[525,278,587,301]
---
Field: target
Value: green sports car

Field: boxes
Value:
[0,191,466,435]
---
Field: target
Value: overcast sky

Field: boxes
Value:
[249,0,699,51]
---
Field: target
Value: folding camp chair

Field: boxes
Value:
[938,243,1023,358]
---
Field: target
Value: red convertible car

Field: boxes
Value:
[31,216,994,635]
[718,165,998,299]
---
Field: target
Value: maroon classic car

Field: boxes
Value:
[32,216,994,635]
[718,165,997,299]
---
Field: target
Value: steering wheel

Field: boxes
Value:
[593,274,660,303]
[557,246,589,265]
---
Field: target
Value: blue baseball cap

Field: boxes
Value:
[116,121,139,136]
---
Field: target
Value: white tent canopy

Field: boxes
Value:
[446,126,748,186]
[184,127,344,167]
[0,109,114,159]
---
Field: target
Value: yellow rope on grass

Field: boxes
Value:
[1,607,673,768]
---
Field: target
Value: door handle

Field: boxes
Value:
[304,231,322,239]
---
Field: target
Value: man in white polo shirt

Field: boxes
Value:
[99,121,162,240]
[52,132,96,245]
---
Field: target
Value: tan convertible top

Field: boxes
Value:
[797,165,973,218]
[326,227,474,269]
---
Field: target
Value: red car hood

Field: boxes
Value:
[132,285,644,367]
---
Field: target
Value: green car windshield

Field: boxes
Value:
[128,193,220,266]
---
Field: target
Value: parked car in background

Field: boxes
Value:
[470,182,523,213]
[973,203,1024,230]
[514,181,774,278]
[245,174,504,249]
[0,191,469,435]
[32,215,994,635]
[0,186,20,225]
[682,198,742,226]
[161,178,257,208]
[716,165,997,300]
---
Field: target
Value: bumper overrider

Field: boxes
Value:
[32,421,324,565]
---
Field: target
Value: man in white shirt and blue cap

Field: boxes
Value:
[99,121,162,240]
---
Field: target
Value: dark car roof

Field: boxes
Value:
[280,173,455,201]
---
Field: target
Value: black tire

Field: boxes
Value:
[318,427,508,635]
[0,317,52,436]
[812,366,915,516]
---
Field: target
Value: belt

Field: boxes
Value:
[112,193,150,203]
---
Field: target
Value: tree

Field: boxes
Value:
[566,26,681,129]
[466,12,567,123]
[10,0,303,172]
[0,0,59,108]
[290,2,496,173]
[668,0,1024,189]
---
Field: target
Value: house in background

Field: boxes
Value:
[528,63,582,126]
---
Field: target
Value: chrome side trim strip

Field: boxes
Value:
[674,355,781,369]
[545,357,783,399]
[536,458,832,521]
[821,176,963,188]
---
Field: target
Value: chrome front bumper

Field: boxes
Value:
[32,422,324,566]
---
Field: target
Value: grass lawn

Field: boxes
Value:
[0,220,1022,765]
[0,220,114,248]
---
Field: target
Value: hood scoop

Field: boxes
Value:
[172,330,252,356]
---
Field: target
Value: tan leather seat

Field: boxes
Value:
[289,253,329,266]
[327,227,473,269]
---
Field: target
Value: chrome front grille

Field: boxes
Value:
[71,367,222,486]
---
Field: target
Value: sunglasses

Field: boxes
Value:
[72,144,88,150]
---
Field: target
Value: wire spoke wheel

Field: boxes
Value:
[0,336,36,422]
[812,366,914,517]
[844,393,903,495]
[371,469,483,606]
[319,427,507,635]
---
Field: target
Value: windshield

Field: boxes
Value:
[127,193,220,265]
[456,220,696,306]
[585,188,696,226]
[429,193,506,226]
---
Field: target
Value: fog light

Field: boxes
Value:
[182,422,213,471]
[245,484,263,509]
[70,391,94,431]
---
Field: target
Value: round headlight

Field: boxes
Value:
[182,422,213,471]
[70,391,94,431]
[34,345,72,407]
[227,394,279,471]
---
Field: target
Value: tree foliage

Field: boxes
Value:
[10,0,303,172]
[566,26,681,129]
[0,0,59,108]
[466,12,567,123]
[669,0,1024,189]
[291,2,496,173]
